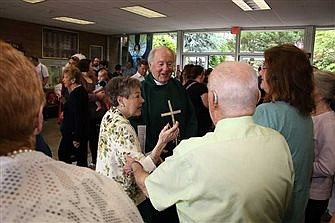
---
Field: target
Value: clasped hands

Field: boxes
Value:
[124,121,180,175]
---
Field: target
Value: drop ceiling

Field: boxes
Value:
[0,0,334,35]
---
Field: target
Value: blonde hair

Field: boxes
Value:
[0,40,45,155]
[63,66,82,84]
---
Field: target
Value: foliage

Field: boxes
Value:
[313,30,335,71]
[152,33,177,52]
[183,32,235,67]
[184,32,218,52]
[151,29,335,71]
[208,40,236,67]
[240,30,304,52]
[209,55,226,68]
[183,32,235,53]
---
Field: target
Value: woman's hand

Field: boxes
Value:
[149,122,180,164]
[158,121,180,144]
[124,155,135,175]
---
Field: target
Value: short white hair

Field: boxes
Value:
[147,46,175,66]
[72,53,86,60]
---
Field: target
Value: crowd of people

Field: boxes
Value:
[0,40,144,222]
[1,39,335,223]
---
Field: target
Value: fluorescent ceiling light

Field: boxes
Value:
[53,17,95,25]
[232,0,271,11]
[22,0,46,3]
[254,0,271,10]
[121,6,167,18]
[232,0,252,11]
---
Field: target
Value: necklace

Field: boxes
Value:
[6,149,33,158]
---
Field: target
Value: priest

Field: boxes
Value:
[132,46,197,159]
[131,46,197,223]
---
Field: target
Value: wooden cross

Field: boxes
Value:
[161,100,181,124]
[161,100,181,145]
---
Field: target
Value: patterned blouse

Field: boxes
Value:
[96,108,156,205]
[1,152,143,223]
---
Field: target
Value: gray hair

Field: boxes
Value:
[106,76,141,107]
[147,46,175,66]
[314,69,335,104]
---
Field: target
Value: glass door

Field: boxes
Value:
[183,55,207,68]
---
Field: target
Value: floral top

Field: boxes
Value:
[96,108,156,205]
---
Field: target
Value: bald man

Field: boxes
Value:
[126,61,294,222]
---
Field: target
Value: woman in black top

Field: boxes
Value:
[184,65,213,136]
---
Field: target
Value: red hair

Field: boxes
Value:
[263,44,314,115]
[0,40,45,155]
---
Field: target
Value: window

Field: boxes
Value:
[313,28,335,71]
[42,28,79,59]
[183,31,235,53]
[152,32,177,52]
[89,45,103,60]
[240,56,264,71]
[209,55,235,68]
[182,31,235,68]
[183,56,207,67]
[240,29,304,53]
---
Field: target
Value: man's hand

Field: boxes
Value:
[124,155,150,197]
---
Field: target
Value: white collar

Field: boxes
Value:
[153,78,168,86]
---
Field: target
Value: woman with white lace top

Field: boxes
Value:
[0,40,143,223]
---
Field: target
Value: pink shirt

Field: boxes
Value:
[310,111,335,200]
